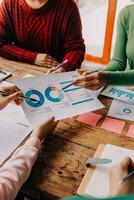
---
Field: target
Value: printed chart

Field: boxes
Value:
[101,86,134,104]
[108,99,134,122]
[15,71,104,126]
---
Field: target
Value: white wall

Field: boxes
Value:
[78,0,108,57]
[78,0,134,59]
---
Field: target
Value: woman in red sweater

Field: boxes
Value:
[0,0,85,71]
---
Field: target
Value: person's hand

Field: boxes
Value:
[74,69,107,90]
[109,157,134,196]
[46,66,66,74]
[46,59,68,74]
[31,116,58,141]
[0,86,22,110]
[34,53,59,68]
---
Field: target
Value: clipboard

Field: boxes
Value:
[77,144,105,196]
[77,144,134,198]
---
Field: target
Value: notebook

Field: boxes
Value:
[77,144,134,198]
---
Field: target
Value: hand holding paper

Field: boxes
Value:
[75,69,107,90]
[15,71,104,126]
[0,86,22,110]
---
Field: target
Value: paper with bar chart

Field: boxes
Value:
[15,71,104,126]
[101,86,134,104]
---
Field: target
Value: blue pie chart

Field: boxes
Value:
[45,86,64,103]
[25,89,45,107]
[123,108,131,114]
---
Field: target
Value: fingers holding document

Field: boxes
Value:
[75,69,108,90]
[0,85,23,110]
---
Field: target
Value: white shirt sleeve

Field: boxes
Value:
[0,136,41,200]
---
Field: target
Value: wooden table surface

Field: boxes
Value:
[1,56,134,199]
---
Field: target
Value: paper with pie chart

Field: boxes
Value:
[15,71,104,126]
[108,99,134,122]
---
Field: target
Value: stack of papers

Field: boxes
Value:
[108,99,134,122]
[0,81,32,165]
[101,86,134,121]
[0,115,32,165]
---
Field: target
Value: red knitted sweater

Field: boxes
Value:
[0,0,85,70]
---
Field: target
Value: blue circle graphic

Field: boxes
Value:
[123,108,131,114]
[25,90,45,107]
[45,86,64,103]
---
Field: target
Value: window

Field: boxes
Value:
[78,0,117,64]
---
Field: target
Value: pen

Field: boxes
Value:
[62,69,102,90]
[0,72,12,82]
[119,170,134,185]
[0,74,12,82]
[0,70,8,75]
[53,59,68,71]
[86,158,112,168]
[0,90,38,102]
[62,82,74,90]
[46,59,68,74]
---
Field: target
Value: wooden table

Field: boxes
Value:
[1,56,134,199]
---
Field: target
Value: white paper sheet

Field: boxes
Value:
[108,99,134,122]
[0,103,31,165]
[85,144,134,198]
[101,86,134,104]
[93,86,104,97]
[15,71,104,126]
[0,118,32,165]
[0,103,31,127]
[0,81,13,87]
[0,81,32,164]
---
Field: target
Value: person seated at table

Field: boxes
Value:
[61,157,134,200]
[0,0,85,72]
[74,5,134,90]
[0,85,57,200]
